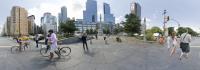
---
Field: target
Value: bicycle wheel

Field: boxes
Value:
[59,47,71,56]
[11,46,20,53]
[40,48,50,57]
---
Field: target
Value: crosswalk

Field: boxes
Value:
[190,46,200,47]
[0,46,12,48]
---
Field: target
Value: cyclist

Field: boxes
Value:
[48,30,60,61]
[19,35,30,48]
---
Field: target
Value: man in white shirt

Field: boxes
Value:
[179,30,192,60]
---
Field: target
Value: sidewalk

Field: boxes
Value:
[1,36,200,70]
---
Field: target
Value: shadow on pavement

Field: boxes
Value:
[84,51,95,57]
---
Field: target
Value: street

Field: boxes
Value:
[0,36,200,70]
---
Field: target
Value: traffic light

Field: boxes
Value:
[167,16,170,21]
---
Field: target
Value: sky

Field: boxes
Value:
[0,0,200,33]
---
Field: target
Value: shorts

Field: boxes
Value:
[180,42,190,53]
[50,44,58,53]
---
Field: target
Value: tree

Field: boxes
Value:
[177,27,198,36]
[113,24,124,34]
[89,29,94,34]
[103,28,110,34]
[145,29,154,41]
[168,27,174,36]
[151,27,162,34]
[177,27,187,36]
[124,13,141,35]
[186,27,198,36]
[59,19,77,35]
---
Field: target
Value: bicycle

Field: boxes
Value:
[40,42,71,57]
[11,45,27,53]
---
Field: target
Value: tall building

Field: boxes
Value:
[6,16,11,36]
[103,3,115,24]
[130,2,141,19]
[83,0,98,24]
[2,22,7,36]
[11,6,28,36]
[75,19,97,33]
[103,3,115,34]
[28,15,36,34]
[58,6,68,24]
[41,12,57,35]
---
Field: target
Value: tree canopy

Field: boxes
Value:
[59,19,77,35]
[177,27,198,36]
[124,13,141,35]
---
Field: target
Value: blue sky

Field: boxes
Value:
[0,0,200,32]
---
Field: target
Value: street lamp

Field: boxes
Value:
[163,10,170,37]
[143,18,146,42]
[170,19,180,28]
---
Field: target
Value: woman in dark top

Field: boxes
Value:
[82,33,88,51]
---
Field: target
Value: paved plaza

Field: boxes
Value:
[0,36,200,70]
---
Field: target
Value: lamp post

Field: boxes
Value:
[170,19,180,28]
[143,18,146,42]
[163,10,169,37]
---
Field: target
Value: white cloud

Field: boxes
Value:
[28,0,86,25]
[115,16,125,23]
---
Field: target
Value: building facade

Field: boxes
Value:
[58,6,68,24]
[75,19,97,33]
[11,6,29,36]
[28,15,36,35]
[130,2,141,19]
[103,3,115,24]
[41,12,57,35]
[83,0,98,24]
[6,16,11,36]
[103,3,115,33]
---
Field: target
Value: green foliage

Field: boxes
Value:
[145,29,155,41]
[57,34,65,40]
[85,29,97,35]
[124,13,141,35]
[185,27,198,36]
[103,28,110,34]
[177,27,198,36]
[168,27,174,36]
[59,19,77,35]
[86,29,90,34]
[177,27,187,36]
[145,27,162,41]
[151,26,162,34]
[113,25,124,34]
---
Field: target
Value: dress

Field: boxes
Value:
[49,33,58,53]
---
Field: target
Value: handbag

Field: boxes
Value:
[180,33,187,49]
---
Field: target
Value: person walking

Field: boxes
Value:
[170,32,178,56]
[48,30,60,61]
[167,34,172,51]
[95,34,98,40]
[35,34,39,48]
[82,33,88,52]
[179,30,192,60]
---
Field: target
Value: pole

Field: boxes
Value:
[163,10,167,37]
[82,21,83,33]
[143,18,146,42]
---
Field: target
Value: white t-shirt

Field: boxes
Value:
[180,33,192,43]
[167,36,172,48]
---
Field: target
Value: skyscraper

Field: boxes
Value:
[41,12,57,35]
[83,0,98,24]
[59,6,68,24]
[130,2,141,19]
[28,15,36,34]
[11,6,28,36]
[103,3,115,24]
[6,16,11,36]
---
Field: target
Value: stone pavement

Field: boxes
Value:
[0,37,200,70]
